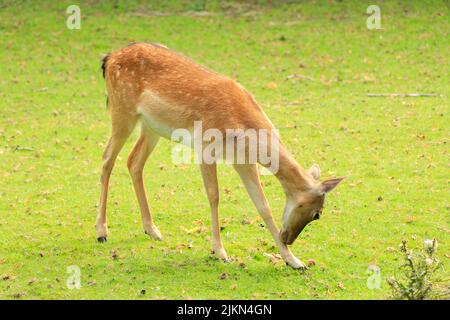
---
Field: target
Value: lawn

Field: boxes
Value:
[0,0,448,299]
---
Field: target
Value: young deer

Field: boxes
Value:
[97,43,344,269]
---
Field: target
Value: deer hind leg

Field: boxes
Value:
[127,123,162,240]
[96,114,137,242]
[233,164,307,269]
[200,163,228,261]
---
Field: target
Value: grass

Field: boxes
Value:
[0,0,448,299]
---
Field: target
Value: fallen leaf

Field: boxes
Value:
[181,226,207,234]
[266,82,277,89]
[263,253,282,264]
[220,272,228,280]
[405,216,417,224]
[111,250,119,260]
[307,259,316,267]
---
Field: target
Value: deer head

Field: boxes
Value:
[279,164,344,245]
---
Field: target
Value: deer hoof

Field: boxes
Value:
[286,257,307,270]
[144,228,163,241]
[97,236,107,243]
[212,248,229,261]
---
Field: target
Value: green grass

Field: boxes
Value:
[0,0,448,299]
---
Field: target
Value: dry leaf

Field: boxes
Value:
[405,216,417,224]
[111,250,119,260]
[266,82,277,89]
[307,259,316,267]
[220,272,228,280]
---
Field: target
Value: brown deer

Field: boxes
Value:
[97,43,344,269]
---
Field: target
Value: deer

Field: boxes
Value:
[96,42,344,269]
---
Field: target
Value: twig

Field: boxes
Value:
[286,74,316,81]
[14,146,34,151]
[367,93,440,97]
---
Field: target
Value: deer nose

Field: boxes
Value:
[280,225,305,245]
[279,229,297,245]
[279,229,289,244]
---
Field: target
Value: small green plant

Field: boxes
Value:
[387,239,444,300]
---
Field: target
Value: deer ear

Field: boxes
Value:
[308,164,321,180]
[321,177,345,193]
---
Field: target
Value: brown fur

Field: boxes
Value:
[103,43,272,132]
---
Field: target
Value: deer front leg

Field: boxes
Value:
[199,163,228,261]
[233,164,307,269]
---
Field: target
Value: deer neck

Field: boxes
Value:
[274,144,314,196]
